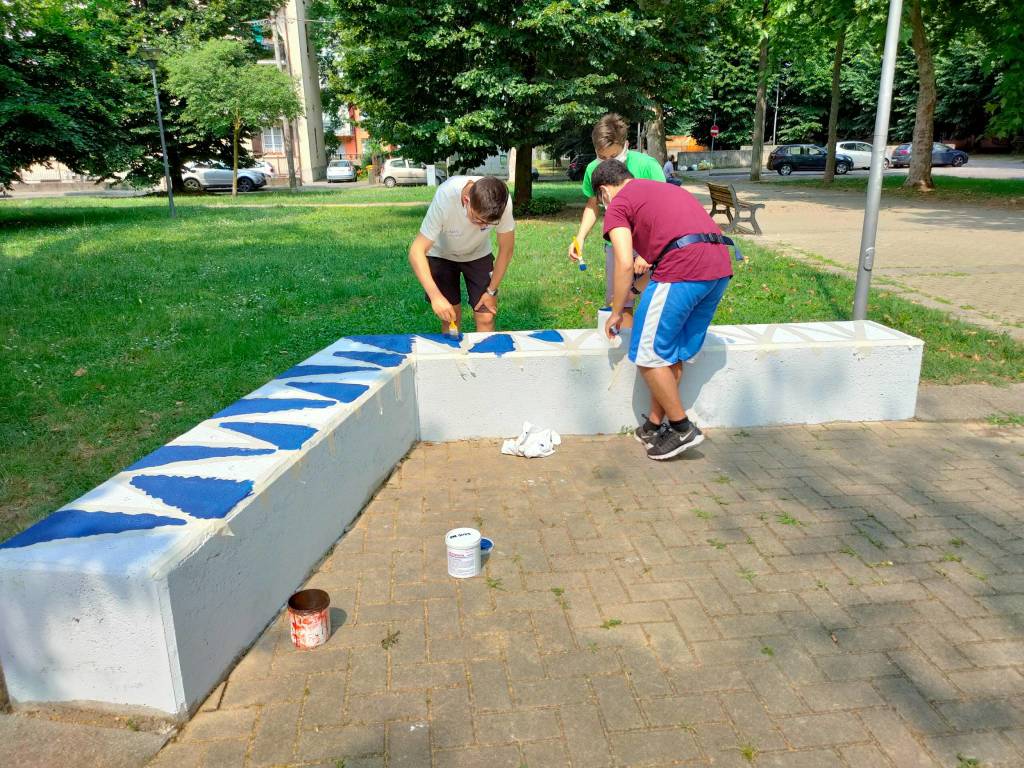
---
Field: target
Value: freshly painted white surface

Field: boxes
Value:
[415,321,923,439]
[0,321,921,717]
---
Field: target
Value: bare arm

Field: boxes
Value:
[490,230,514,290]
[475,230,514,314]
[409,233,455,322]
[568,197,600,259]
[608,227,635,325]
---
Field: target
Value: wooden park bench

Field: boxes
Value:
[707,182,764,236]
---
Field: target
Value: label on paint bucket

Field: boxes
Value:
[446,527,482,578]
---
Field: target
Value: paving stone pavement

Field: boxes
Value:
[147,422,1024,768]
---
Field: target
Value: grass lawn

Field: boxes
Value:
[763,175,1024,206]
[2,193,1021,540]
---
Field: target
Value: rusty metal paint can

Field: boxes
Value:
[287,588,330,650]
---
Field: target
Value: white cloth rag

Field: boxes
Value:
[501,421,562,458]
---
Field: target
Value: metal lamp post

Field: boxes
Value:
[853,0,903,319]
[140,46,176,219]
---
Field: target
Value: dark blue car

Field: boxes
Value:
[766,144,854,176]
[889,142,968,168]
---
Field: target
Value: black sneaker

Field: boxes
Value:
[634,417,663,446]
[646,422,704,460]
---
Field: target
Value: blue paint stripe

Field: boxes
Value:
[214,398,335,418]
[127,445,275,471]
[529,330,565,343]
[220,422,317,450]
[275,364,375,380]
[130,475,254,519]
[416,333,462,349]
[286,381,369,403]
[331,350,405,367]
[469,333,516,356]
[344,335,414,355]
[0,510,186,549]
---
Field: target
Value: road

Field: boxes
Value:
[700,153,1024,182]
[683,178,1024,340]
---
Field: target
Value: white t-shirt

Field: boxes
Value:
[419,176,515,262]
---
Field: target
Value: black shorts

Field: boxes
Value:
[426,254,494,310]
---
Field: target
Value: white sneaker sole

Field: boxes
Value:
[647,432,705,461]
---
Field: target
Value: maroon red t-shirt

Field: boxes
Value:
[602,179,733,282]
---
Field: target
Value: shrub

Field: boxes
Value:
[513,197,564,218]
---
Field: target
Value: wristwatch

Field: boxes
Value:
[485,286,499,297]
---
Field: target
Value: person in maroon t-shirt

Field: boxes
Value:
[594,159,735,460]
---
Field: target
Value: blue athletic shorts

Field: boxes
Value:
[628,277,730,367]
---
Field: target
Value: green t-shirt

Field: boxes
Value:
[581,150,666,198]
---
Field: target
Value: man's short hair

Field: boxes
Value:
[591,159,634,196]
[469,176,509,222]
[591,113,628,152]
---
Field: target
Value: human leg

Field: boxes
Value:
[426,257,464,333]
[462,254,497,332]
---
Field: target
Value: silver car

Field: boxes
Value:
[182,161,266,193]
[381,158,447,187]
[326,159,356,183]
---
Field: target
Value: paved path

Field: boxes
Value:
[683,180,1024,340]
[142,420,1022,768]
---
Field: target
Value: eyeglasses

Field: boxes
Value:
[466,206,495,229]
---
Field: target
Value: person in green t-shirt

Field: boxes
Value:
[568,113,666,328]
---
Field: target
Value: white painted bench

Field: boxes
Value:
[0,321,922,718]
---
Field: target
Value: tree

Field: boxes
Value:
[322,1,653,206]
[905,0,937,190]
[629,0,723,165]
[121,0,280,191]
[749,0,771,181]
[0,0,141,187]
[165,40,300,196]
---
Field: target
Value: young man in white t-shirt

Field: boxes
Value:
[408,176,515,333]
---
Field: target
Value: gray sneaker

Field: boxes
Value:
[634,417,663,446]
[646,422,704,460]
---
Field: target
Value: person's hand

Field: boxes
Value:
[633,256,651,275]
[567,239,582,262]
[474,292,498,315]
[605,312,623,340]
[430,296,456,323]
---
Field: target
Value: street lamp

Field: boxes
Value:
[139,45,176,218]
[853,0,902,319]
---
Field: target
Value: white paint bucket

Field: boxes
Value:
[445,527,482,578]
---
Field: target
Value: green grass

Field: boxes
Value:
[765,174,1024,205]
[986,411,1024,426]
[1,194,1022,539]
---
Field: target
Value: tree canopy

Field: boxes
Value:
[165,39,300,195]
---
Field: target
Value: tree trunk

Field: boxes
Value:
[512,143,533,209]
[749,0,770,182]
[823,26,847,183]
[167,145,185,193]
[232,122,239,197]
[371,152,382,184]
[649,104,668,166]
[906,0,936,191]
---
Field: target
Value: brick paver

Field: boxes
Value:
[148,421,1024,767]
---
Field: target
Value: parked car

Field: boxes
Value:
[182,161,267,192]
[531,167,540,181]
[766,144,854,176]
[251,160,275,177]
[326,159,357,183]
[380,158,448,187]
[888,142,968,168]
[836,140,890,170]
[566,154,596,182]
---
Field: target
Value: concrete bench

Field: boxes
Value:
[0,321,922,718]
